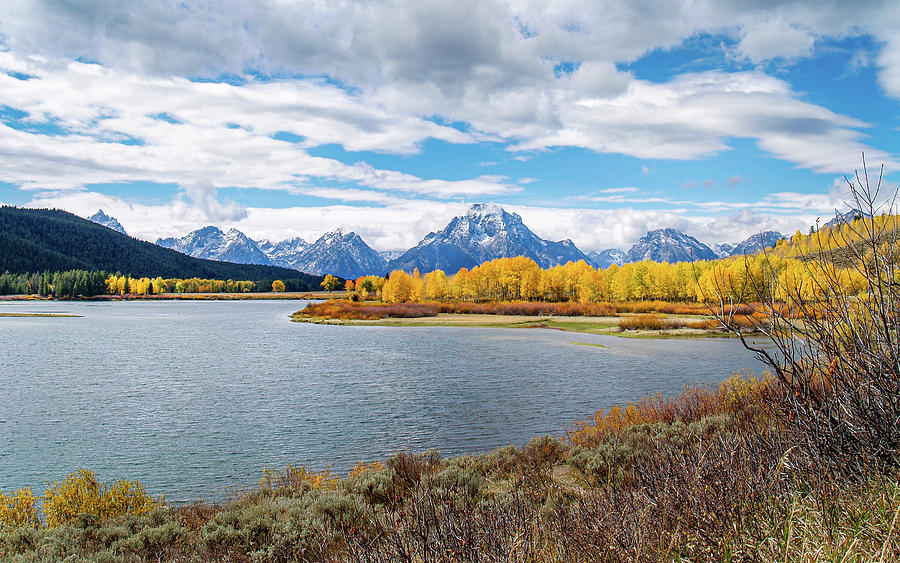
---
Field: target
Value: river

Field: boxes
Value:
[0,299,766,502]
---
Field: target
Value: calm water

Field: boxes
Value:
[0,300,766,502]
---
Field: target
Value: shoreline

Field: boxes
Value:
[291,311,740,338]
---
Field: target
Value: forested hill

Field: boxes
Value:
[0,206,323,286]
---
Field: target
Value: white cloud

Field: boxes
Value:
[0,56,528,201]
[1,0,898,251]
[734,17,816,63]
[511,71,894,172]
[183,180,247,222]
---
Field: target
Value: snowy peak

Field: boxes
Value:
[625,228,717,264]
[289,229,386,279]
[88,209,127,235]
[464,203,512,222]
[728,231,784,256]
[156,226,272,265]
[388,203,589,272]
[712,243,736,259]
[587,249,625,269]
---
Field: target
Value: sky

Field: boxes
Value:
[0,1,898,253]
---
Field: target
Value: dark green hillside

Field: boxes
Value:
[0,206,322,288]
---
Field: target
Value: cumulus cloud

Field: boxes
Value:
[1,0,898,252]
[0,1,895,171]
[733,17,816,62]
[0,55,526,199]
[183,181,247,222]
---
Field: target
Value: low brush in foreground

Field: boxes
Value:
[3,373,899,562]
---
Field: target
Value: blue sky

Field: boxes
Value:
[0,1,898,252]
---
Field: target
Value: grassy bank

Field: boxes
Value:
[290,299,757,337]
[3,373,898,562]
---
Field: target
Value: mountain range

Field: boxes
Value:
[97,205,794,278]
[386,204,589,273]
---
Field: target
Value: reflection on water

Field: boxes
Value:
[0,300,765,502]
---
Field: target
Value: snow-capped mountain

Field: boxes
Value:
[88,209,127,235]
[258,237,309,269]
[587,249,625,269]
[378,250,405,262]
[387,204,590,273]
[727,231,784,256]
[290,229,387,279]
[156,226,273,265]
[823,209,871,229]
[712,243,736,259]
[624,228,718,264]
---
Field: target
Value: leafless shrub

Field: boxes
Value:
[708,155,900,474]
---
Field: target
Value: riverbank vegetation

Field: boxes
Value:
[291,299,752,336]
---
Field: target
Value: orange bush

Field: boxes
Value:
[568,371,770,448]
[618,313,683,330]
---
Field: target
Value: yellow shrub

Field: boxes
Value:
[0,487,40,528]
[99,478,159,520]
[43,469,159,527]
[259,464,338,492]
[348,461,386,479]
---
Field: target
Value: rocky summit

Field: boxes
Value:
[156,226,272,265]
[624,228,718,264]
[88,209,127,236]
[284,229,386,279]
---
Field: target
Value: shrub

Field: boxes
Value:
[0,487,39,528]
[618,313,686,330]
[568,371,770,448]
[346,467,395,505]
[43,469,160,527]
[43,469,102,527]
[386,450,442,492]
[259,464,338,496]
[712,158,900,473]
[425,466,484,499]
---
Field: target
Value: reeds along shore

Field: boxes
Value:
[2,372,899,562]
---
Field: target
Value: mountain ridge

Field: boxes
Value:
[387,204,590,273]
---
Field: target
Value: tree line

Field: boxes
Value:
[354,214,895,304]
[0,270,317,297]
